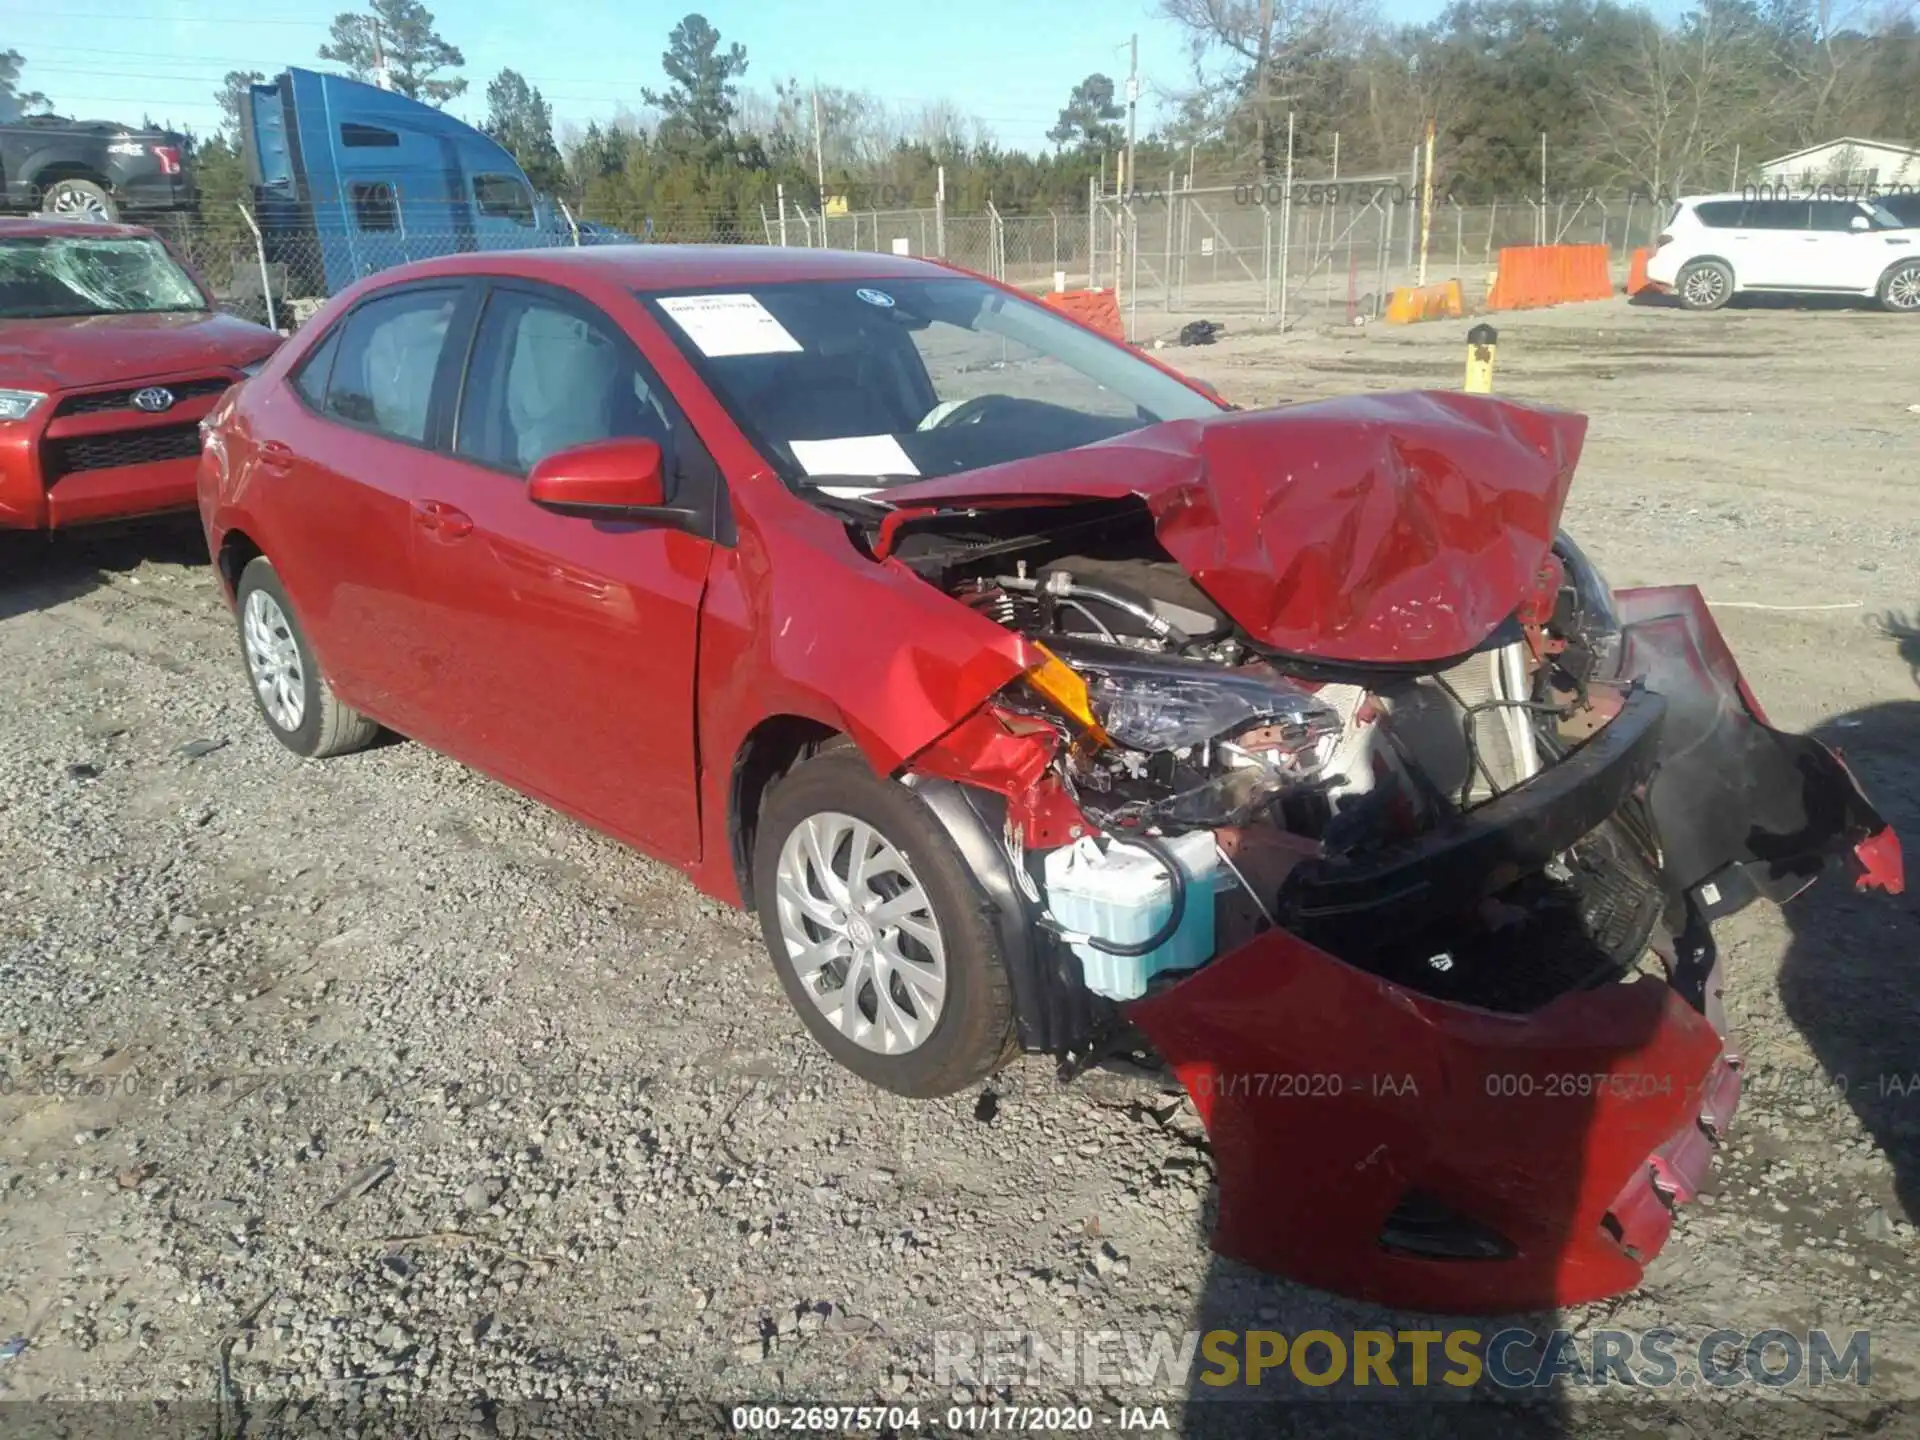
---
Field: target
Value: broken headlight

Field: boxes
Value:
[1089,665,1342,770]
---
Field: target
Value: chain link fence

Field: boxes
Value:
[155,189,1665,335]
[1090,182,1672,337]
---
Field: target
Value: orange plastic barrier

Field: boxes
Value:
[1042,287,1124,341]
[1385,280,1465,324]
[1626,247,1651,294]
[1485,245,1615,311]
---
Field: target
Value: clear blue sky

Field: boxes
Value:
[16,0,1440,152]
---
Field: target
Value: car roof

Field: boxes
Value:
[0,215,157,241]
[355,244,964,293]
[1677,191,1876,206]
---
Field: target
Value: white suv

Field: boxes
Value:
[1645,193,1920,312]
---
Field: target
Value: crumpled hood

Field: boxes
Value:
[0,311,280,393]
[880,390,1588,665]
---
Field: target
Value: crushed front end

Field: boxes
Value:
[879,397,1902,1312]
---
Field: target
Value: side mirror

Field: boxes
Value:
[1851,214,1871,232]
[526,438,700,531]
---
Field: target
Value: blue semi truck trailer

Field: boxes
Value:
[238,67,624,297]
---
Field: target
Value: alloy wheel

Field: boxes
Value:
[1887,266,1920,311]
[773,811,948,1055]
[242,588,306,732]
[45,184,112,223]
[1682,267,1728,308]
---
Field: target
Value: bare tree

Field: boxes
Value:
[1161,0,1376,171]
[1585,8,1771,196]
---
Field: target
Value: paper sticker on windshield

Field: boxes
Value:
[657,293,802,357]
[790,434,919,479]
[855,287,895,308]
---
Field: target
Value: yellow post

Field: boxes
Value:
[1465,322,1497,393]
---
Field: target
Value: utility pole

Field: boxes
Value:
[811,84,826,199]
[1417,117,1436,285]
[1254,0,1274,177]
[1123,34,1138,197]
[1539,132,1548,246]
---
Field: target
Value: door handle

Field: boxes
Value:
[412,499,473,540]
[257,440,295,474]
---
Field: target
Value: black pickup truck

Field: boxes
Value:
[1,115,196,223]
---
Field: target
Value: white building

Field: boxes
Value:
[1758,138,1920,191]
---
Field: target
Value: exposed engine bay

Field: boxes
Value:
[891,499,1667,1016]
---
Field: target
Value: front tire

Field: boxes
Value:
[1878,259,1920,313]
[234,557,379,759]
[751,750,1015,1098]
[1676,259,1734,311]
[40,178,118,223]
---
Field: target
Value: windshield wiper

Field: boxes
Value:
[789,475,901,522]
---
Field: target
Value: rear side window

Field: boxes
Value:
[1693,201,1743,228]
[1749,200,1812,230]
[323,287,459,443]
[341,123,399,148]
[291,325,341,409]
[474,174,533,225]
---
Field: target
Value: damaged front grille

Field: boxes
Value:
[43,422,204,482]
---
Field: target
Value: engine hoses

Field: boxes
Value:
[1048,830,1189,958]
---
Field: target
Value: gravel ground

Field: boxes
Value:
[1,293,1917,1438]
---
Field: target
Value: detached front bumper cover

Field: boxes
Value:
[1126,585,1900,1314]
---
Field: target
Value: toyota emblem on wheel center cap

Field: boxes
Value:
[130,387,176,413]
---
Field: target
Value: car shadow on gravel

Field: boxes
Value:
[0,516,209,621]
[1778,685,1920,1225]
[1628,290,1889,314]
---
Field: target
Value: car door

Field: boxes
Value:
[1731,199,1812,286]
[248,280,474,732]
[403,280,719,864]
[1803,200,1882,289]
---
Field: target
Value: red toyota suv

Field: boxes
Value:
[0,217,280,530]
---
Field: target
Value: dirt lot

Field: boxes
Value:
[1,293,1917,1438]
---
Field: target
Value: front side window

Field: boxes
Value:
[0,235,205,318]
[456,290,676,474]
[1810,200,1865,232]
[474,174,534,225]
[351,181,397,232]
[645,277,1219,491]
[322,287,458,443]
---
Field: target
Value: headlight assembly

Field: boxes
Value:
[0,389,47,422]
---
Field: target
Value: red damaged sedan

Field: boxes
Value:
[197,247,1903,1314]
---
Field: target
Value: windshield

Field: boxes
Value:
[645,276,1221,492]
[0,235,207,319]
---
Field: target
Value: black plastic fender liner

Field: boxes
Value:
[1278,686,1668,944]
[1611,588,1894,907]
[898,773,1086,1056]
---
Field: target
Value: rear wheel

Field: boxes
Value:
[40,178,117,223]
[1676,259,1733,311]
[1878,259,1920,313]
[234,557,380,759]
[751,750,1014,1097]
